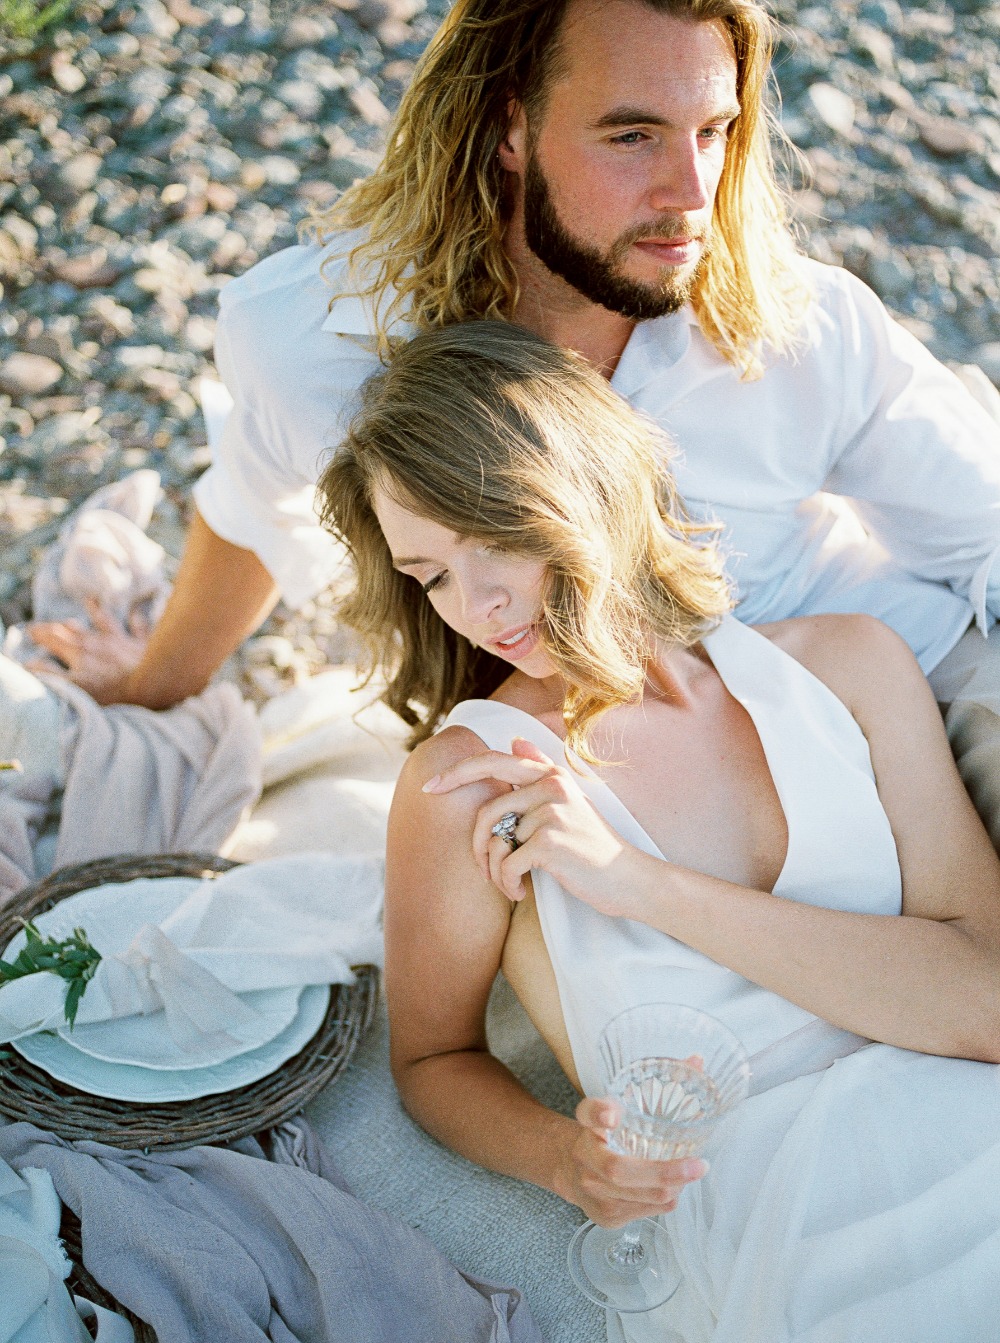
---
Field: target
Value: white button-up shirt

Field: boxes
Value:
[194,241,1000,673]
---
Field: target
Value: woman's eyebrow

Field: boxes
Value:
[391,555,433,569]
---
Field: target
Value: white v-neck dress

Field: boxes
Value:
[442,617,1000,1343]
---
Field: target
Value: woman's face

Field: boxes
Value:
[372,484,556,678]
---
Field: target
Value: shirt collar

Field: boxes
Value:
[321,290,387,336]
[319,278,696,380]
[611,308,695,398]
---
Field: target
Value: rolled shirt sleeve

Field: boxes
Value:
[192,244,381,610]
[822,269,1000,634]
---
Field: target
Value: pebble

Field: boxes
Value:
[0,353,63,397]
[0,0,997,680]
[807,83,857,137]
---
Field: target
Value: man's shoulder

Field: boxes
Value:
[214,232,379,403]
[799,256,889,325]
[219,233,357,323]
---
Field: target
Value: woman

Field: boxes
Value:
[319,321,1000,1342]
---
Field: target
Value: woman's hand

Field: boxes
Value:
[26,597,150,704]
[558,1095,707,1227]
[422,737,642,915]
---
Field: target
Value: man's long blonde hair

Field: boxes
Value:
[318,321,732,760]
[304,0,810,378]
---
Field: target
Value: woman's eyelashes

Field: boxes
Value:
[421,572,446,595]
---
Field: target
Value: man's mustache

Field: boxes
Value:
[606,219,711,269]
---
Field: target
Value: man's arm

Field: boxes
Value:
[30,508,280,708]
[822,268,1000,627]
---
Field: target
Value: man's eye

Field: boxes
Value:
[612,130,647,146]
[421,573,445,595]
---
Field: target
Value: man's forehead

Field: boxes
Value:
[554,0,738,83]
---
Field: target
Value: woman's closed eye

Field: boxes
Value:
[421,572,447,595]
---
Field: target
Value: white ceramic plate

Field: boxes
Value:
[3,877,302,1070]
[59,986,304,1070]
[13,984,331,1101]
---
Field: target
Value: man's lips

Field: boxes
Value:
[633,238,702,265]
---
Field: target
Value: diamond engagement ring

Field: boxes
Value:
[491,810,521,850]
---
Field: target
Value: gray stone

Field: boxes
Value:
[183,315,217,354]
[867,252,915,300]
[123,69,172,110]
[916,116,984,158]
[200,145,243,183]
[0,215,39,258]
[0,353,63,397]
[50,58,87,95]
[130,0,180,39]
[349,83,392,128]
[278,14,337,48]
[24,408,103,457]
[277,80,325,120]
[852,24,894,72]
[257,156,301,187]
[807,83,857,137]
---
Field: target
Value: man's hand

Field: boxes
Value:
[555,1095,707,1228]
[27,596,151,705]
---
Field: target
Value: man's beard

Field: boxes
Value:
[522,151,710,321]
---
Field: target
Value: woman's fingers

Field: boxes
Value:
[470,777,557,870]
[423,747,556,795]
[571,1095,709,1227]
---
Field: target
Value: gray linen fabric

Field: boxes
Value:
[0,676,261,905]
[0,1120,542,1343]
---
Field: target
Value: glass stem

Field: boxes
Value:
[607,1223,645,1269]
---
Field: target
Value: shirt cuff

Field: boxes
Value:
[193,468,349,610]
[970,541,1000,635]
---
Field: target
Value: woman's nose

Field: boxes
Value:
[462,582,508,626]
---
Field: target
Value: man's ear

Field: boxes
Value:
[498,99,529,173]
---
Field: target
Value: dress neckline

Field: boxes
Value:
[452,618,795,894]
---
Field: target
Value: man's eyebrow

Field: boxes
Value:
[590,103,741,130]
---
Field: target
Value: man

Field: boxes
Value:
[31,0,1000,841]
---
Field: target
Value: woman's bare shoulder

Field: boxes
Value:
[751,613,923,720]
[399,723,494,789]
[391,723,513,847]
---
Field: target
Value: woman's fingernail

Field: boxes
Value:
[684,1159,708,1179]
[422,774,441,792]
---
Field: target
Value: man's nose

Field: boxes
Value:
[648,138,712,215]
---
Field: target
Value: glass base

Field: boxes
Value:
[567,1218,681,1314]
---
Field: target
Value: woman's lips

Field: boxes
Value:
[488,624,539,661]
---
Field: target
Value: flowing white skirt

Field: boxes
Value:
[613,1044,1000,1343]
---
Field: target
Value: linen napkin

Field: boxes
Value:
[0,853,383,1058]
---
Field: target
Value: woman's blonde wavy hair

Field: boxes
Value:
[303,0,810,379]
[318,321,732,761]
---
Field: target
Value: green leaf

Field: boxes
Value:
[0,921,102,1028]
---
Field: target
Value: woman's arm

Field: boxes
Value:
[386,726,707,1227]
[425,617,1000,1063]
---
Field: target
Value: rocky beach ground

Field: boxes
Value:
[1,0,998,694]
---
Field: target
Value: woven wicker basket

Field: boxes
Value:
[0,852,381,1342]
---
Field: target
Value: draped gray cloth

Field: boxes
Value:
[0,1119,542,1343]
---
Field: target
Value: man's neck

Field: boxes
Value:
[506,228,636,379]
